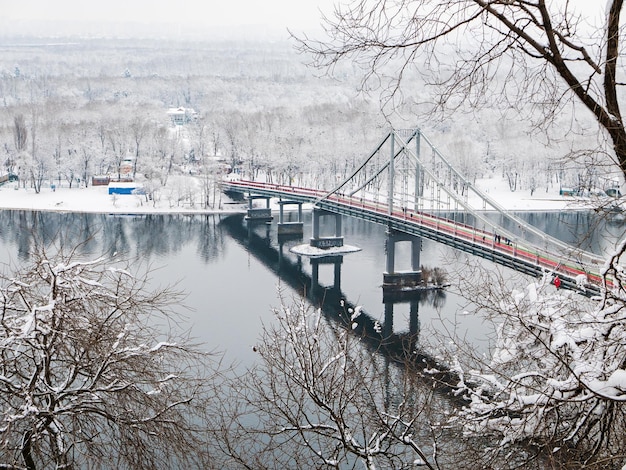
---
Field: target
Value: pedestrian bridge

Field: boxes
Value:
[222,128,608,296]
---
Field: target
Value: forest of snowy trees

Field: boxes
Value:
[0,36,618,207]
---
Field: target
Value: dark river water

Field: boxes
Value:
[0,209,623,365]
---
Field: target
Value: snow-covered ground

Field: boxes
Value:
[0,180,241,215]
[0,177,607,214]
[470,177,606,212]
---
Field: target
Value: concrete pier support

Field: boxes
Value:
[383,229,422,290]
[277,200,304,237]
[245,195,273,222]
[310,208,343,249]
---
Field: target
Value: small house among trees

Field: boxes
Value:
[167,107,197,126]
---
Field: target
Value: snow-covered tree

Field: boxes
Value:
[213,294,440,469]
[129,115,151,179]
[13,114,27,153]
[448,247,626,468]
[293,5,626,465]
[0,248,215,469]
[106,122,130,180]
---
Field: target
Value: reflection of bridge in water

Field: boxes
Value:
[220,214,462,396]
[224,128,608,296]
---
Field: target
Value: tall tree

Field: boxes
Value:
[0,247,216,469]
[13,114,27,153]
[129,115,150,179]
[294,2,626,467]
[294,1,626,177]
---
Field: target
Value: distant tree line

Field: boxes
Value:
[0,37,614,205]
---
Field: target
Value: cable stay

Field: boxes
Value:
[313,128,603,271]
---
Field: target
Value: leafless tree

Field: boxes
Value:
[294,1,626,177]
[210,293,445,469]
[13,114,27,153]
[294,11,626,463]
[26,106,47,194]
[129,116,151,179]
[221,113,244,173]
[0,246,218,469]
[437,252,626,469]
[107,123,130,181]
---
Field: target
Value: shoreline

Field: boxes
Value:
[0,181,611,216]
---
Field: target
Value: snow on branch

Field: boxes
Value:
[457,256,626,460]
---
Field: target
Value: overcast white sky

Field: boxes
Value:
[2,0,338,36]
[1,0,605,40]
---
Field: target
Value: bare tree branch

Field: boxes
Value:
[293,0,626,176]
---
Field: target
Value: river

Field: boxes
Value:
[0,209,623,366]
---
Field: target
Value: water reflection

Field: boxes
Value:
[0,211,229,265]
[0,208,620,368]
[439,210,625,256]
[220,214,460,393]
[496,211,623,255]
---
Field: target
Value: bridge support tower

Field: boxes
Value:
[277,200,304,237]
[310,208,343,249]
[245,195,273,223]
[383,229,422,290]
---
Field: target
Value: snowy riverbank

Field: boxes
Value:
[0,177,607,215]
[0,180,242,215]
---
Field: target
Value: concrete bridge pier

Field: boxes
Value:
[383,229,422,290]
[245,195,273,222]
[277,200,304,237]
[310,208,344,249]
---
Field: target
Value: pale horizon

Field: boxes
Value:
[0,0,337,38]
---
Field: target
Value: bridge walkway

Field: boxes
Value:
[222,179,607,296]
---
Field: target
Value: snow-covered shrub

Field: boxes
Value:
[455,242,626,468]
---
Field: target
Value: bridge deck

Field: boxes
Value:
[223,179,607,296]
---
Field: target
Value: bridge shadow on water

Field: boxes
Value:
[219,214,466,401]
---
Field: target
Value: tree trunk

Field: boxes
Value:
[608,125,626,177]
[22,431,36,470]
